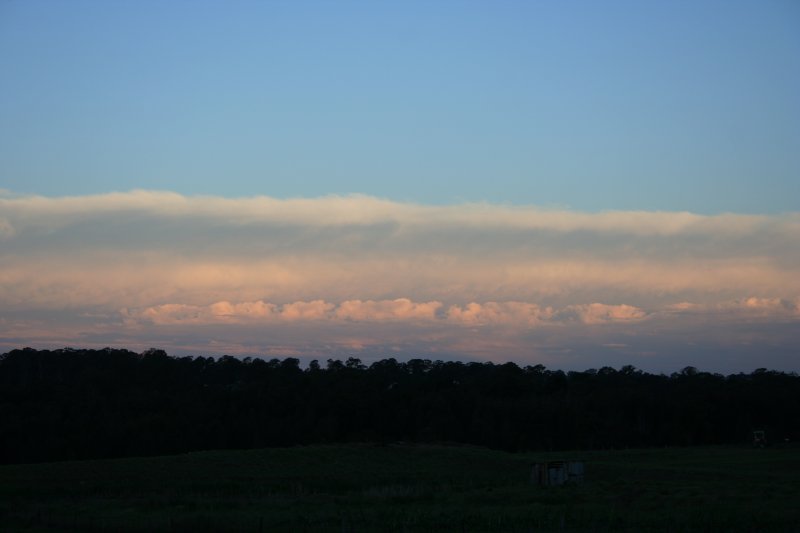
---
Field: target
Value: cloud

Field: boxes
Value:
[1,191,799,371]
[280,300,336,321]
[120,297,799,328]
[1,191,796,312]
[335,299,442,321]
[0,218,14,239]
[446,301,552,326]
[127,298,444,325]
[665,297,800,318]
[127,300,320,325]
[3,190,799,241]
[736,297,798,313]
[125,298,655,328]
[560,303,649,325]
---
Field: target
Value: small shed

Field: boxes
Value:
[531,460,585,486]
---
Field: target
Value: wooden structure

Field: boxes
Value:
[531,460,585,486]
[752,430,767,448]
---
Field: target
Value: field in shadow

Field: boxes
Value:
[1,443,798,532]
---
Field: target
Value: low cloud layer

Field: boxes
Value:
[122,299,653,327]
[1,191,798,371]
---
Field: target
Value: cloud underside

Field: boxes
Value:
[1,191,798,367]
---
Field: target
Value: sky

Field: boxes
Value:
[1,1,799,372]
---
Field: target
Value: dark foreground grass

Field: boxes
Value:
[1,444,798,532]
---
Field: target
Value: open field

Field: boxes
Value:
[1,444,798,532]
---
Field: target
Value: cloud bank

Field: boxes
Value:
[123,299,653,327]
[1,191,798,371]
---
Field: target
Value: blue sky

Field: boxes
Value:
[2,0,798,213]
[2,2,799,371]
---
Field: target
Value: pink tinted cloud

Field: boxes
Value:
[446,301,553,326]
[279,300,336,321]
[2,191,799,369]
[335,298,442,321]
[123,296,800,330]
[1,191,799,314]
[563,303,649,325]
[127,299,652,328]
[665,297,800,318]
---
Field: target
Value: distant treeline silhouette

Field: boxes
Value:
[1,347,798,464]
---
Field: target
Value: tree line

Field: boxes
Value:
[1,347,798,464]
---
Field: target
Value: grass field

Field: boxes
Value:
[1,443,798,532]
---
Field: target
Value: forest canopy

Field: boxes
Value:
[1,348,798,464]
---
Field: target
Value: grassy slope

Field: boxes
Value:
[1,444,798,532]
